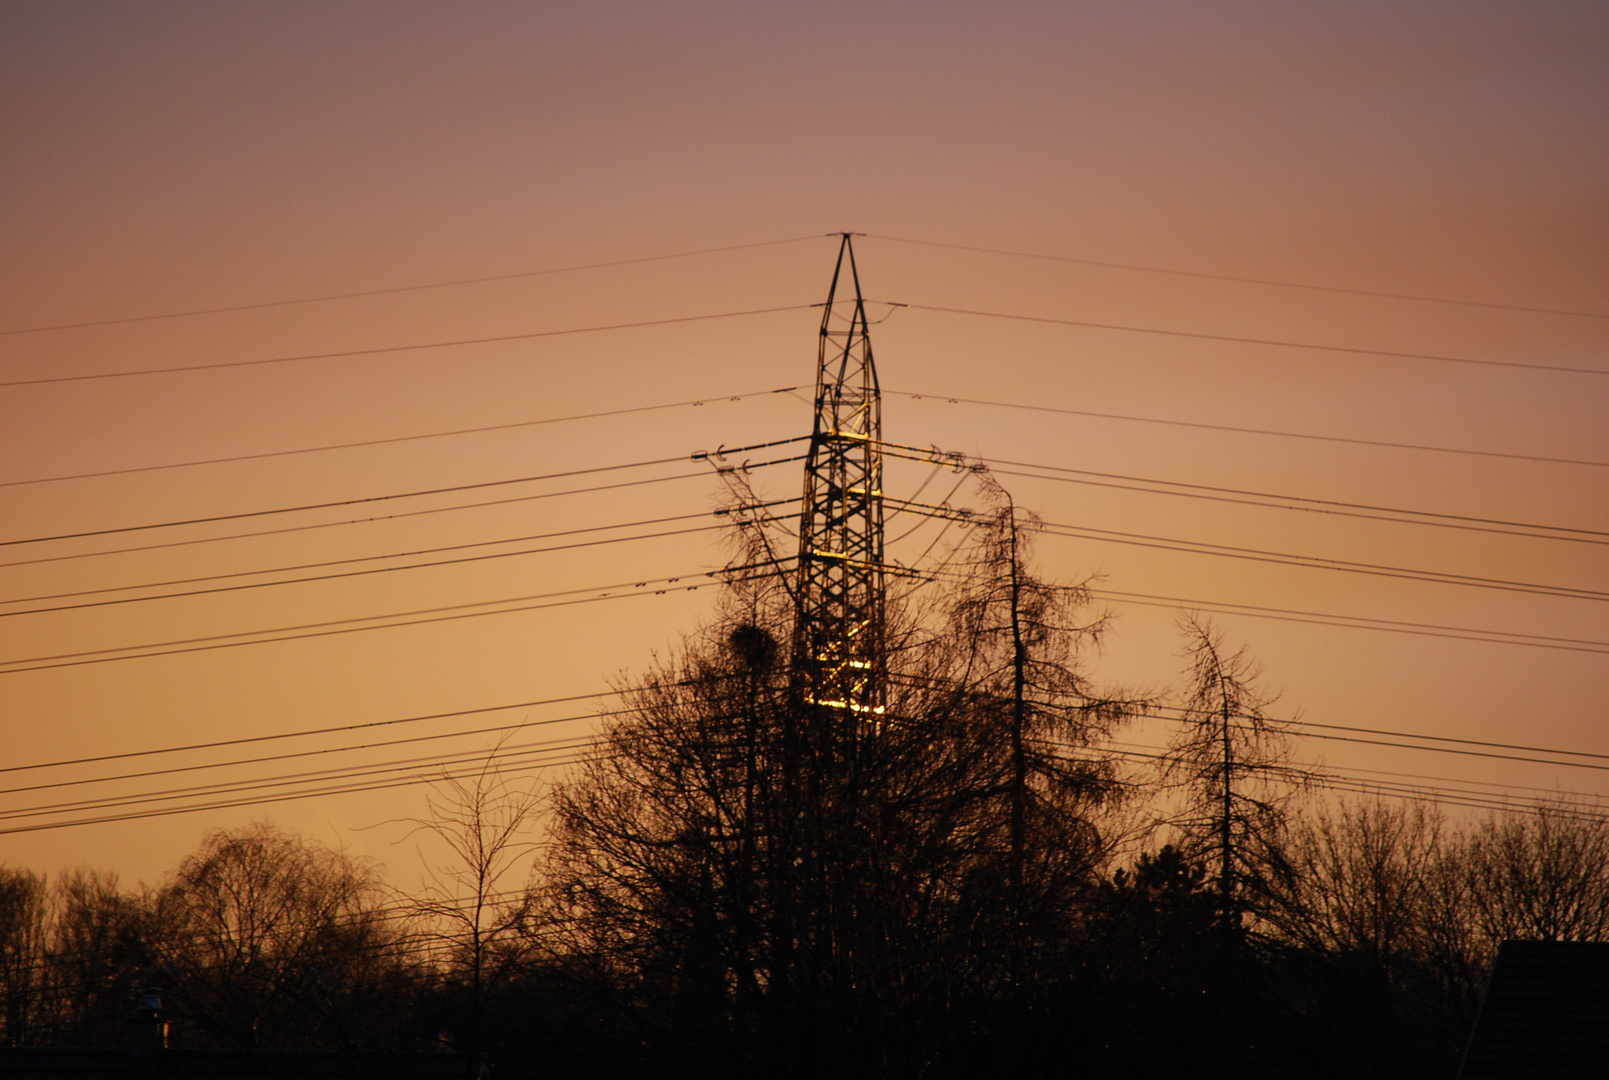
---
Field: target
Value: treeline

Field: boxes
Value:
[2,506,1604,1078]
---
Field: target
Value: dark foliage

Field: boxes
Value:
[146,823,424,1052]
[5,517,1606,1079]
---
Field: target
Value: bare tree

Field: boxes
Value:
[39,870,142,1046]
[937,479,1135,990]
[1163,614,1310,939]
[402,749,541,1071]
[150,822,409,1050]
[0,868,47,1045]
[1277,798,1446,968]
[1465,796,1609,944]
[541,483,1142,1074]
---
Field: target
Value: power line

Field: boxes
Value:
[8,739,1595,839]
[0,387,800,488]
[0,234,829,336]
[0,743,1536,836]
[1038,521,1608,602]
[901,302,1608,377]
[890,391,1609,469]
[0,576,704,671]
[1319,776,1604,819]
[16,705,1595,820]
[0,693,614,776]
[0,746,595,836]
[876,444,1607,599]
[1146,704,1609,774]
[1105,742,1609,822]
[985,459,1607,543]
[889,507,1605,654]
[0,738,584,819]
[881,446,1606,546]
[1,496,800,615]
[864,234,1609,320]
[0,711,602,797]
[4,669,1602,833]
[1288,718,1609,764]
[0,468,717,570]
[1,456,672,546]
[0,734,595,824]
[890,665,1608,781]
[0,576,695,672]
[1101,736,1609,822]
[1294,760,1606,805]
[1087,587,1609,655]
[1314,776,1609,822]
[25,698,1601,816]
[1103,742,1526,820]
[0,304,817,388]
[999,464,1606,545]
[4,504,763,604]
[3,436,806,547]
[9,710,1605,837]
[0,523,723,618]
[0,560,794,676]
[1153,706,1609,766]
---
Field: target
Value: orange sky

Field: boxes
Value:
[1,2,1605,890]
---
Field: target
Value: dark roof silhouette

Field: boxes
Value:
[0,1047,483,1079]
[1459,939,1609,1079]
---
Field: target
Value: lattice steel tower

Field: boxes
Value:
[792,234,887,721]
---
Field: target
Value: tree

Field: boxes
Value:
[1163,614,1307,939]
[935,482,1133,994]
[1278,798,1446,969]
[402,749,540,1072]
[38,870,144,1047]
[149,822,415,1050]
[541,490,1136,1076]
[0,868,47,1045]
[1464,796,1609,944]
[1273,798,1467,1077]
[1079,846,1224,1073]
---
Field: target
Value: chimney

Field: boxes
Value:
[132,986,168,1050]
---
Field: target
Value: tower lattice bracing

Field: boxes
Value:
[792,234,886,721]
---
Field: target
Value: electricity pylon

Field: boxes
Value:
[791,233,887,723]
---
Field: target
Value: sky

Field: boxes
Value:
[1,1,1605,891]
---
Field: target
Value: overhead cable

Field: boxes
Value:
[1038,522,1608,602]
[0,468,719,570]
[0,387,801,488]
[1288,718,1609,763]
[3,435,806,547]
[890,391,1609,469]
[863,233,1609,320]
[0,305,817,388]
[1086,587,1609,655]
[1,524,724,618]
[901,302,1602,378]
[1,495,800,615]
[1146,705,1609,765]
[891,515,1604,653]
[0,746,594,836]
[0,692,616,776]
[902,302,1607,376]
[10,720,1606,837]
[0,234,829,336]
[1146,705,1609,773]
[0,559,795,676]
[985,459,1606,543]
[0,711,605,797]
[0,734,596,824]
